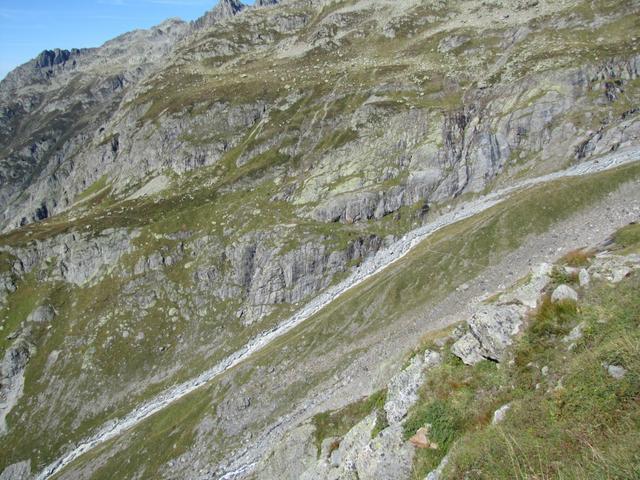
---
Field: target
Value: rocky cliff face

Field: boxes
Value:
[0,0,639,479]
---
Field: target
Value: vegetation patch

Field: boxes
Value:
[559,248,595,267]
[612,222,640,254]
[311,389,387,455]
[441,271,640,480]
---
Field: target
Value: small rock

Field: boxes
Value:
[330,448,341,467]
[562,322,585,345]
[551,284,578,303]
[492,403,511,424]
[425,454,449,480]
[451,332,484,365]
[611,267,631,283]
[26,304,56,324]
[541,366,549,376]
[578,269,590,287]
[409,426,438,449]
[605,364,627,379]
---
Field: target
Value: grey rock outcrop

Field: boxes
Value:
[0,330,35,435]
[0,272,16,308]
[221,233,383,324]
[257,423,318,480]
[452,304,526,365]
[193,0,245,30]
[3,228,139,286]
[273,350,442,480]
[311,187,406,224]
[0,461,31,480]
[26,305,56,324]
[354,424,413,480]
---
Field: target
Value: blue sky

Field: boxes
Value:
[0,0,254,80]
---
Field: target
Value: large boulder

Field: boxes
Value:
[469,304,526,362]
[551,284,578,303]
[452,304,526,364]
[450,332,484,366]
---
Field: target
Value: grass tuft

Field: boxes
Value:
[560,248,594,267]
[311,389,387,456]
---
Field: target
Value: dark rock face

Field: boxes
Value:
[35,48,78,69]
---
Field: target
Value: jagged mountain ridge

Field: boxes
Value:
[0,0,639,479]
[1,0,638,232]
[0,0,272,230]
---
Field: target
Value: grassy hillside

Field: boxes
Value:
[361,223,640,479]
[41,163,640,479]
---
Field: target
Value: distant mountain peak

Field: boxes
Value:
[193,0,246,30]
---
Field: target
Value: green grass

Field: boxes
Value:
[559,248,594,268]
[404,355,507,478]
[311,389,387,455]
[313,128,358,152]
[441,271,640,480]
[403,399,463,447]
[21,161,640,478]
[399,218,640,479]
[612,222,640,254]
[73,175,110,204]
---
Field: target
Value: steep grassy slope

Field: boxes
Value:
[292,224,640,480]
[32,161,640,479]
[404,226,640,479]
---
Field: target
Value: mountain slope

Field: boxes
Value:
[0,0,639,479]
